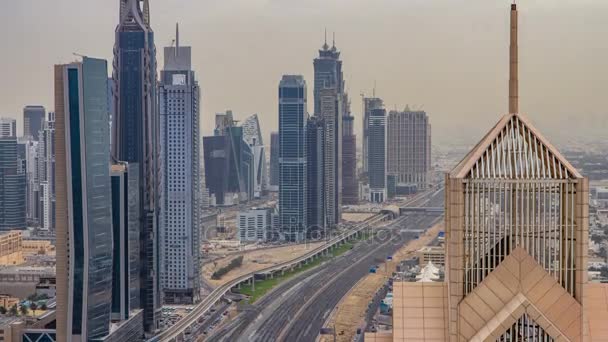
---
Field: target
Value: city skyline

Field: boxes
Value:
[2,0,608,147]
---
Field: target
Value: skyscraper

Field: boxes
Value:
[112,0,160,332]
[23,139,40,226]
[0,137,26,231]
[158,24,201,304]
[242,114,267,198]
[269,132,280,191]
[306,116,325,232]
[278,75,308,241]
[0,118,16,138]
[387,108,431,192]
[314,34,345,226]
[55,57,113,341]
[362,97,383,175]
[342,106,358,205]
[23,105,45,140]
[39,112,56,231]
[368,107,387,203]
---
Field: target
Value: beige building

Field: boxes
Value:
[417,246,445,267]
[21,240,54,255]
[366,4,608,341]
[0,231,24,265]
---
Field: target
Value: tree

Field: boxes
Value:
[30,302,38,316]
[40,303,47,311]
[0,306,6,315]
[19,305,28,316]
[9,305,18,316]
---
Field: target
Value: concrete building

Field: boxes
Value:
[278,75,308,241]
[55,57,114,341]
[416,246,444,267]
[158,24,201,305]
[0,231,24,265]
[342,111,358,205]
[306,116,325,232]
[23,139,40,226]
[23,106,45,141]
[242,114,267,198]
[368,106,387,203]
[362,97,383,174]
[38,112,56,231]
[387,108,431,191]
[0,137,26,231]
[237,208,271,242]
[269,132,279,191]
[112,0,160,332]
[0,118,17,138]
[366,5,608,341]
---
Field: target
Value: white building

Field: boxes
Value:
[158,25,201,305]
[241,114,267,198]
[238,208,271,242]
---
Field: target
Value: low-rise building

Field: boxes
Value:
[416,246,444,267]
[237,208,271,242]
[0,231,24,265]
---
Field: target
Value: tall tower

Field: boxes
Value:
[55,57,113,342]
[112,0,160,333]
[278,75,308,241]
[367,106,387,203]
[23,105,45,141]
[158,24,201,305]
[341,99,358,205]
[362,97,383,175]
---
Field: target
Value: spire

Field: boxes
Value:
[175,22,180,57]
[332,32,336,48]
[323,28,329,50]
[143,0,150,26]
[509,2,519,114]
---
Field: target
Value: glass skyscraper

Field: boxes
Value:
[278,75,308,241]
[0,137,26,231]
[112,0,160,333]
[368,107,387,203]
[55,57,113,341]
[23,105,45,141]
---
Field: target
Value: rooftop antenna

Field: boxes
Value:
[323,28,329,50]
[509,2,519,114]
[373,80,376,98]
[332,32,336,48]
[175,22,180,57]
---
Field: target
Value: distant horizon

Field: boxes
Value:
[2,0,608,147]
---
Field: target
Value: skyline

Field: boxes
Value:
[2,0,608,146]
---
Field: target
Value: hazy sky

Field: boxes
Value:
[1,0,608,146]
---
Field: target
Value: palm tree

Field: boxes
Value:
[30,302,38,316]
[9,304,18,316]
[19,305,28,317]
[0,306,6,315]
[40,303,47,311]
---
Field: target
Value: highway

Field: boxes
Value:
[206,188,444,342]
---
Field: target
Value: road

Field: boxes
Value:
[206,188,444,342]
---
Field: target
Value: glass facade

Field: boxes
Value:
[0,137,26,231]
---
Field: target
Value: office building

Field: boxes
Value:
[314,35,345,226]
[269,132,279,191]
[278,75,307,241]
[0,118,16,138]
[237,208,271,242]
[23,105,45,140]
[214,110,234,136]
[39,112,56,231]
[242,114,267,198]
[362,97,383,174]
[158,24,201,305]
[365,5,608,341]
[55,57,114,341]
[387,108,431,191]
[112,0,160,332]
[342,110,358,204]
[306,116,325,232]
[367,106,387,203]
[111,163,141,322]
[203,135,232,206]
[23,139,40,226]
[226,125,254,201]
[0,137,26,231]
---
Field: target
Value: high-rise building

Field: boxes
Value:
[362,97,383,174]
[237,208,271,242]
[368,107,387,203]
[0,118,16,138]
[306,116,325,232]
[158,24,201,305]
[0,137,26,231]
[112,0,160,332]
[55,57,114,341]
[314,34,345,226]
[214,110,234,136]
[387,108,431,191]
[278,75,308,241]
[23,139,41,226]
[23,105,45,140]
[39,112,56,231]
[242,114,267,198]
[226,125,254,201]
[342,109,358,205]
[203,135,232,206]
[111,162,141,321]
[269,132,279,191]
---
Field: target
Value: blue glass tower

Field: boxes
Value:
[55,57,114,341]
[278,75,308,241]
[112,0,160,333]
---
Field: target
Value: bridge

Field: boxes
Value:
[150,212,393,342]
[399,207,444,214]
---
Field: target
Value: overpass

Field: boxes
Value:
[150,212,393,342]
[399,207,445,214]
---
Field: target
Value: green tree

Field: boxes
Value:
[30,302,38,316]
[9,305,18,316]
[40,303,47,311]
[19,305,28,316]
[0,306,6,315]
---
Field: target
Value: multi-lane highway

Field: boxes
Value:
[206,187,444,342]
